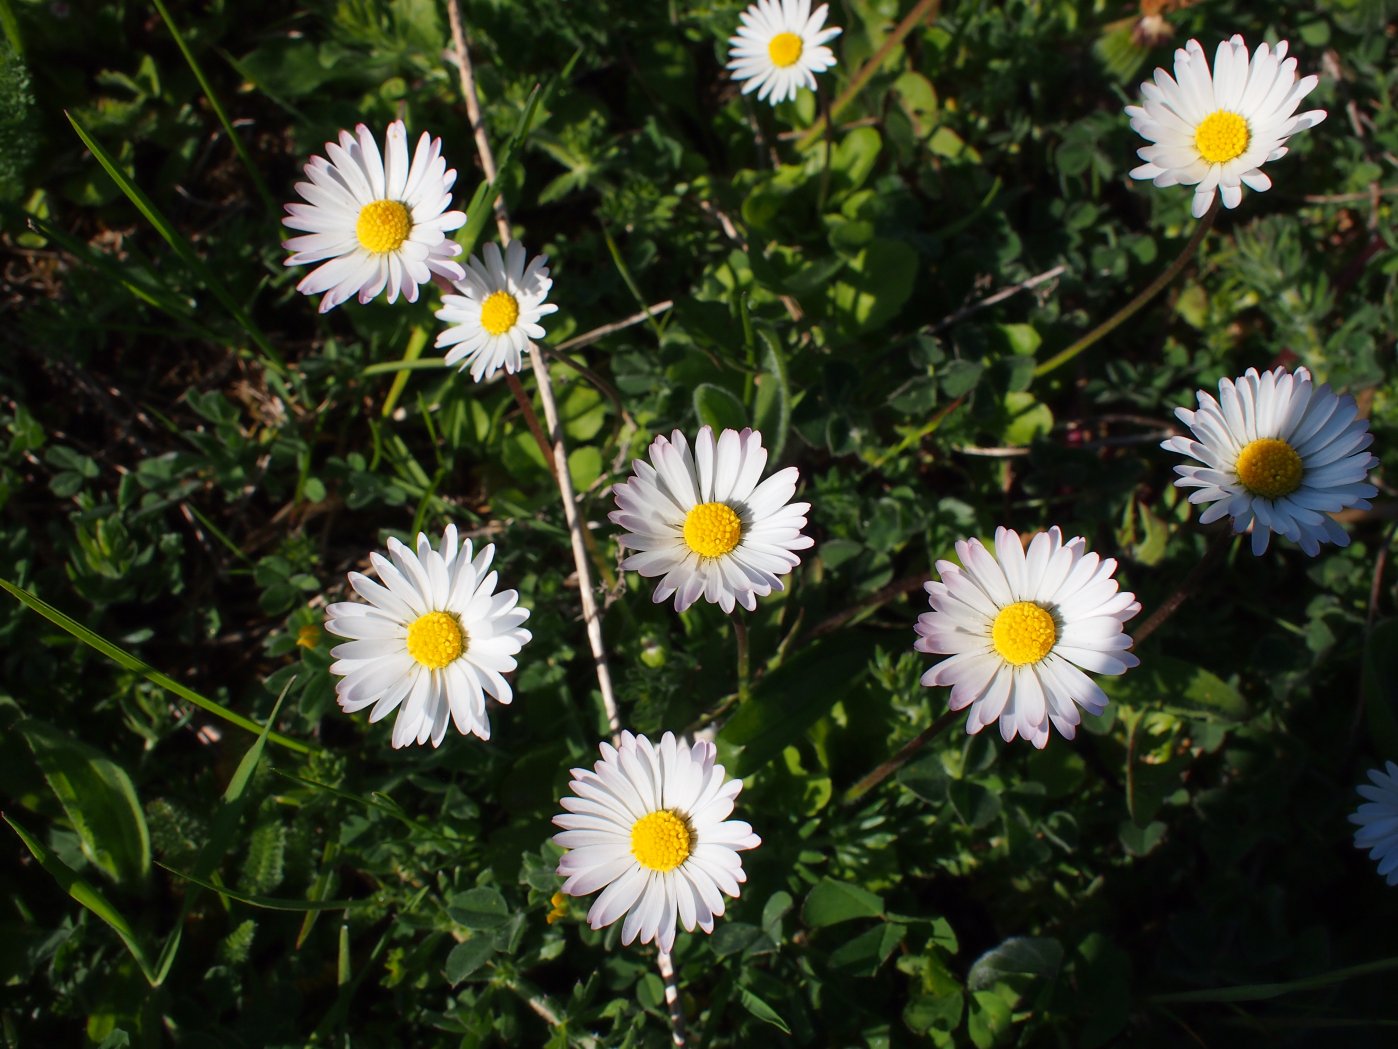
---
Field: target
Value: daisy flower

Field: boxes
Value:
[552,731,761,952]
[1125,35,1326,218]
[914,527,1140,749]
[727,0,841,106]
[283,120,466,313]
[610,426,813,614]
[325,524,531,748]
[435,240,559,383]
[1161,367,1378,556]
[1351,761,1398,886]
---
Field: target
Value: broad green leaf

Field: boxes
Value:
[967,936,1063,991]
[751,332,791,461]
[1001,392,1053,446]
[968,989,1012,1049]
[719,631,875,776]
[1103,653,1247,722]
[737,986,791,1034]
[904,990,963,1039]
[802,878,884,928]
[19,719,149,886]
[828,238,918,333]
[445,938,495,984]
[829,126,882,194]
[5,813,155,984]
[828,922,907,976]
[0,577,310,752]
[448,887,511,930]
[693,382,747,433]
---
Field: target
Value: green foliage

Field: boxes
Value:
[3,0,1398,1045]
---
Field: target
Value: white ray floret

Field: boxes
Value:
[727,0,841,106]
[325,525,531,748]
[1161,366,1378,556]
[283,120,467,313]
[1352,761,1398,887]
[915,527,1141,749]
[610,426,813,614]
[1125,35,1326,217]
[553,731,761,953]
[435,240,559,383]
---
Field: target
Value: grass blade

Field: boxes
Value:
[149,0,275,213]
[64,110,287,376]
[5,812,156,984]
[0,576,311,754]
[155,863,362,911]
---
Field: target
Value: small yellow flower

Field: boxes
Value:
[296,624,322,649]
[545,892,568,925]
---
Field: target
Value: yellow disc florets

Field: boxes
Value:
[991,601,1057,666]
[683,502,743,558]
[630,809,693,872]
[1194,111,1250,164]
[768,31,803,68]
[480,290,520,335]
[355,199,412,254]
[405,611,467,670]
[1234,437,1304,500]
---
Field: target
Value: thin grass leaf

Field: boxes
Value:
[150,0,275,213]
[64,111,287,377]
[378,324,430,419]
[295,842,342,950]
[4,813,156,984]
[0,577,311,754]
[1149,955,1398,1005]
[156,863,362,911]
[0,0,21,55]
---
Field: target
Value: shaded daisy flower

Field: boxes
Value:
[283,120,466,313]
[435,240,559,383]
[727,0,841,106]
[1125,35,1326,217]
[1161,366,1378,556]
[915,527,1140,748]
[553,731,761,952]
[325,525,531,748]
[1352,761,1398,886]
[610,426,813,614]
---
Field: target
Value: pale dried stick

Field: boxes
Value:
[445,1,620,737]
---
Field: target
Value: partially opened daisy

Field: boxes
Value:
[283,120,466,312]
[325,524,531,748]
[435,240,559,383]
[610,426,813,614]
[915,527,1140,748]
[553,731,761,952]
[1125,35,1326,217]
[1351,761,1398,886]
[727,0,841,106]
[1161,367,1378,556]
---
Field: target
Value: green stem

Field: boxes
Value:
[842,709,960,805]
[1034,200,1219,380]
[734,614,751,705]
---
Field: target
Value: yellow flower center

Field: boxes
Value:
[682,501,743,558]
[355,199,412,254]
[630,810,693,872]
[404,611,467,670]
[1234,437,1304,500]
[991,601,1057,667]
[479,290,521,335]
[1194,111,1250,164]
[768,31,804,68]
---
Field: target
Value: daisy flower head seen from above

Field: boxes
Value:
[1352,761,1398,887]
[553,731,761,953]
[727,0,841,106]
[915,527,1141,749]
[609,426,814,614]
[1161,366,1378,556]
[434,240,559,383]
[283,120,466,313]
[1125,35,1326,218]
[324,524,531,749]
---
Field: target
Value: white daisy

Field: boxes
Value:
[434,240,559,383]
[914,527,1141,749]
[610,426,813,614]
[727,0,841,106]
[283,120,466,313]
[552,731,761,952]
[1125,35,1326,218]
[1351,761,1398,887]
[324,525,531,748]
[1161,366,1378,556]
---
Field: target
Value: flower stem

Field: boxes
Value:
[842,708,960,805]
[1034,200,1219,380]
[656,949,687,1047]
[734,614,751,705]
